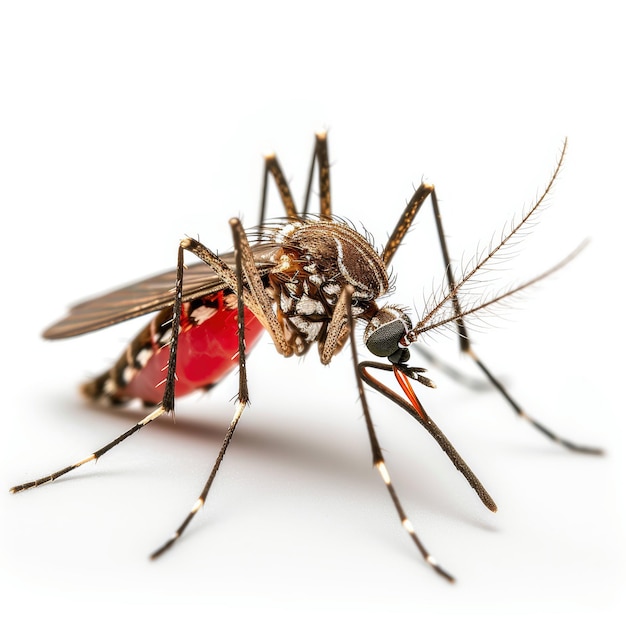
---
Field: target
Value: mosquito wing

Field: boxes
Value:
[43,243,278,339]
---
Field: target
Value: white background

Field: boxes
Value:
[1,1,623,623]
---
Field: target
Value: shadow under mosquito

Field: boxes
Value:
[77,400,375,484]
[44,396,503,536]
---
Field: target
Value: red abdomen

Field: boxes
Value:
[83,291,265,406]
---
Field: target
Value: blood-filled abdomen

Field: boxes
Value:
[82,291,265,406]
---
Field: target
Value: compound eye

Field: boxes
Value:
[364,306,412,358]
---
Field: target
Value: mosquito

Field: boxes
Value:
[11,132,602,582]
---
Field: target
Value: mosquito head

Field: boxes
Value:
[364,305,413,365]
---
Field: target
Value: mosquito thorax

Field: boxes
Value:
[364,305,413,364]
[275,220,388,300]
[268,219,390,357]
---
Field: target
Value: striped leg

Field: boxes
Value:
[358,360,496,513]
[382,142,601,454]
[151,135,335,556]
[10,245,190,494]
[342,287,459,582]
[258,131,331,224]
[10,405,167,493]
[150,399,247,559]
[150,217,262,558]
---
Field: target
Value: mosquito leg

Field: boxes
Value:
[358,361,497,512]
[151,217,253,559]
[384,145,601,453]
[259,151,298,223]
[302,131,331,218]
[318,278,352,364]
[10,405,167,493]
[466,347,603,454]
[382,182,435,267]
[181,221,291,357]
[258,131,332,224]
[364,176,484,388]
[340,288,455,582]
[10,246,190,493]
[161,245,186,412]
[428,180,602,454]
[382,182,482,386]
